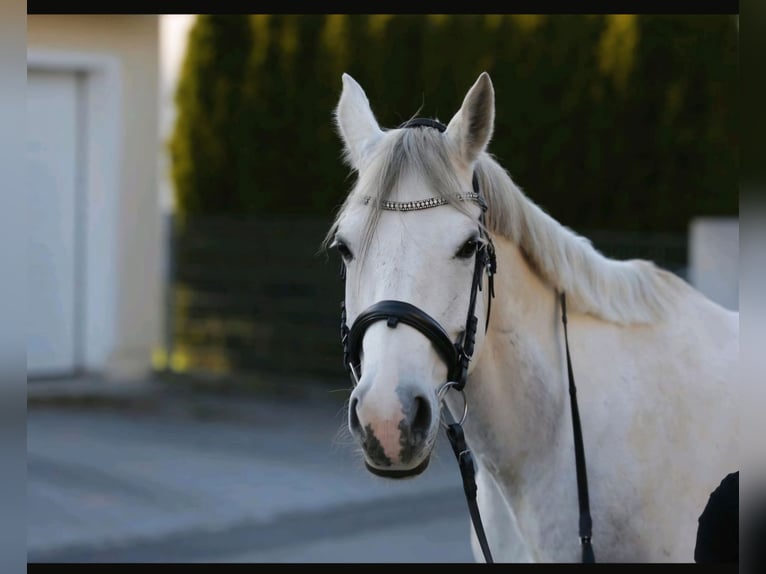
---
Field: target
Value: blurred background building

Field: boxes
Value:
[27,15,162,381]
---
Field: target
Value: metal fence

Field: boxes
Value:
[160,215,688,382]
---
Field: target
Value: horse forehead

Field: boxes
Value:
[373,207,465,247]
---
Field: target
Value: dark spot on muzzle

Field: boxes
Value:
[397,390,432,464]
[398,414,429,464]
[361,424,392,467]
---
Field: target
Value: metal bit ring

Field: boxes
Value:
[437,381,468,427]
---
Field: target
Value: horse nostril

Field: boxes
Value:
[411,396,432,435]
[349,397,362,434]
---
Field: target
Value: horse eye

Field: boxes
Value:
[333,240,354,262]
[456,238,479,259]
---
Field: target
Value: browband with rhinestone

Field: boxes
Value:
[360,192,482,212]
[358,117,486,212]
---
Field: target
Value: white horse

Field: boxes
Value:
[326,71,738,563]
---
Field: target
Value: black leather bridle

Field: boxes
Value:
[337,118,595,564]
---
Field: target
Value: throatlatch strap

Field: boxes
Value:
[561,292,595,563]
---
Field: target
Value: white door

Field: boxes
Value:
[27,70,82,377]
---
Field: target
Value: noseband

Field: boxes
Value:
[336,118,595,564]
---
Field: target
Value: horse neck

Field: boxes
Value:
[448,239,577,561]
[461,236,577,535]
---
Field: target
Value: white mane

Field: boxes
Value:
[474,152,685,324]
[329,126,687,325]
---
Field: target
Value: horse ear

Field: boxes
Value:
[445,72,495,167]
[335,73,385,170]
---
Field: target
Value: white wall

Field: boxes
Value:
[689,217,739,311]
[28,16,161,380]
[159,15,196,213]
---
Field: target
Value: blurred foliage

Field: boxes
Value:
[170,14,737,232]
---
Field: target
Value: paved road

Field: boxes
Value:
[27,385,476,563]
